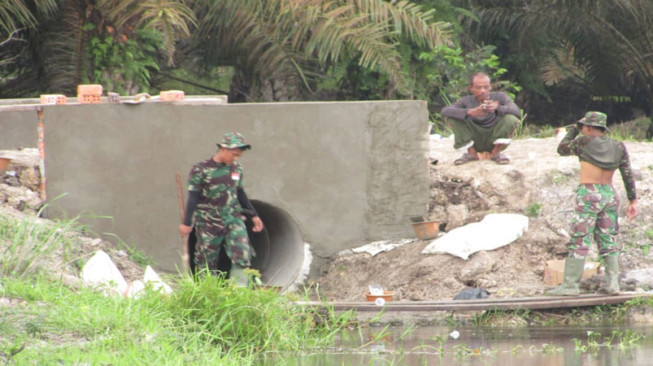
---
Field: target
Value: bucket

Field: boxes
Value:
[411,220,440,240]
[365,290,394,302]
[0,157,10,174]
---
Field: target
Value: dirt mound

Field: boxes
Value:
[314,136,653,302]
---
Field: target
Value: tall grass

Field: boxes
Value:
[0,212,353,364]
[0,210,81,279]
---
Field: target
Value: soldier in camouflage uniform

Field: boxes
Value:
[546,111,637,296]
[178,132,264,287]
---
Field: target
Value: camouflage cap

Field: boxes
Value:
[578,111,608,130]
[216,132,251,150]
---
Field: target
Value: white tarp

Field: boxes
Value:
[81,250,128,295]
[350,239,415,256]
[421,213,529,260]
[81,250,172,298]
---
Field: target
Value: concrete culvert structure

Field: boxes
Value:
[187,200,305,288]
[23,100,429,283]
[248,200,305,288]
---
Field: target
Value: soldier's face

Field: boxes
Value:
[469,75,492,101]
[223,148,243,164]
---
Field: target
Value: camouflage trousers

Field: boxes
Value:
[194,211,254,269]
[568,184,619,257]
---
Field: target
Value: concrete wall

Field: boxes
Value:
[3,99,430,279]
[0,105,40,150]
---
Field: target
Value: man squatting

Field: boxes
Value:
[441,72,521,165]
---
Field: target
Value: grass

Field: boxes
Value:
[1,274,353,364]
[524,202,542,217]
[0,212,354,364]
[0,210,81,279]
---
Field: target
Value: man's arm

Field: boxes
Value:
[178,190,199,237]
[237,187,264,232]
[237,187,258,217]
[441,96,475,121]
[617,142,637,203]
[179,165,202,237]
[494,92,521,117]
[557,125,582,156]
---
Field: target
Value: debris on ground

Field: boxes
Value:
[313,136,653,302]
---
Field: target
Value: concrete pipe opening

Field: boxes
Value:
[247,200,305,288]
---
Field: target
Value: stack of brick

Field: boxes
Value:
[160,90,185,101]
[77,84,103,104]
[40,94,67,105]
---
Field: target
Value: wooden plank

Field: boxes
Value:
[300,292,652,312]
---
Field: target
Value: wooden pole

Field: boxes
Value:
[37,107,46,202]
[176,172,190,273]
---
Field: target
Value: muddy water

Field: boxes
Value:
[262,325,653,365]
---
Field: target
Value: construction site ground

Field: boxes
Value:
[312,134,653,303]
[1,133,653,307]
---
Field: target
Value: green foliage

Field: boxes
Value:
[161,272,352,351]
[153,66,233,95]
[573,330,643,353]
[525,203,542,217]
[606,117,651,141]
[0,212,78,279]
[1,271,353,364]
[646,229,653,241]
[464,0,653,125]
[420,44,517,100]
[85,28,163,94]
[417,44,521,130]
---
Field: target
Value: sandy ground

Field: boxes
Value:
[312,135,653,302]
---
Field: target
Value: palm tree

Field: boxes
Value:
[0,0,195,97]
[186,0,452,101]
[0,1,58,97]
[458,0,653,122]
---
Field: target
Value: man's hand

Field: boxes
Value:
[178,224,192,237]
[482,100,499,113]
[466,105,489,118]
[627,199,638,220]
[466,100,497,118]
[252,216,264,232]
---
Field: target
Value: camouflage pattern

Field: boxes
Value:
[216,132,251,150]
[568,184,619,257]
[578,111,608,130]
[188,158,254,268]
[557,126,636,201]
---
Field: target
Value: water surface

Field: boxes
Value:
[262,325,653,365]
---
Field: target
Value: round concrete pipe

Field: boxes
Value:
[247,200,305,288]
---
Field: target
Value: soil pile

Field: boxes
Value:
[313,135,653,302]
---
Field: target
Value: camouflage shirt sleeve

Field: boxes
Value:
[556,125,581,156]
[187,163,204,192]
[617,142,637,201]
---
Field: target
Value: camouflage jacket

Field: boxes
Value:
[557,127,636,201]
[187,158,244,222]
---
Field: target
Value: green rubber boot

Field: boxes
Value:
[229,264,250,288]
[602,254,620,296]
[545,256,585,296]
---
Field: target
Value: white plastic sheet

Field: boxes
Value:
[421,213,529,260]
[350,239,415,256]
[81,250,172,298]
[81,250,128,295]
